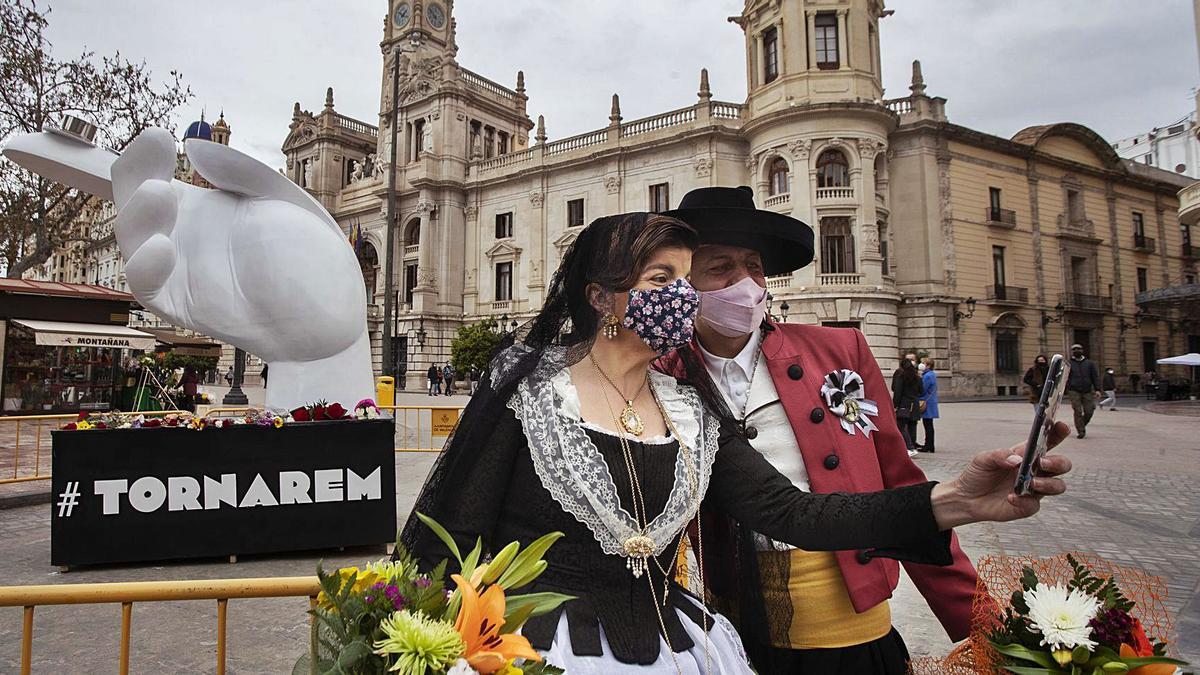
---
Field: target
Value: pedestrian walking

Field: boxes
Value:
[469,365,480,394]
[442,363,455,396]
[918,357,939,453]
[260,363,268,388]
[224,365,233,385]
[427,364,441,396]
[1099,368,1117,410]
[1066,343,1101,438]
[1022,354,1049,403]
[891,356,924,455]
[1129,371,1141,394]
[180,365,199,412]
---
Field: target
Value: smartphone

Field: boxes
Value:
[1014,354,1070,496]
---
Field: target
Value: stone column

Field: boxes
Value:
[1105,184,1127,373]
[836,9,850,70]
[788,139,813,224]
[857,139,883,284]
[527,188,546,309]
[412,195,437,312]
[806,11,818,71]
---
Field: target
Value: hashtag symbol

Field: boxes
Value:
[56,482,80,518]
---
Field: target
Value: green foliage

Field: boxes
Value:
[450,320,501,376]
[1066,554,1133,613]
[161,352,218,374]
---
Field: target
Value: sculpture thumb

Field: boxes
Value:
[111,128,177,210]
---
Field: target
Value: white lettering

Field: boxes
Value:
[278,471,312,505]
[94,479,129,515]
[314,469,343,503]
[238,473,278,508]
[345,467,381,501]
[128,477,166,513]
[167,476,202,511]
[204,474,238,510]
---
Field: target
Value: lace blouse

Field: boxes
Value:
[406,369,952,665]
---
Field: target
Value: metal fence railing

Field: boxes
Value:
[0,576,321,675]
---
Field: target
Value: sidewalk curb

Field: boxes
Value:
[0,488,51,511]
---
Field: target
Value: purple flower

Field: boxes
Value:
[384,584,406,610]
[415,577,432,588]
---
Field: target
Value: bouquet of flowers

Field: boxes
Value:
[911,553,1188,675]
[298,513,570,675]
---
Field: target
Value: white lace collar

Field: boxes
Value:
[507,365,720,559]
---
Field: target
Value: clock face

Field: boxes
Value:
[426,2,446,28]
[393,2,410,27]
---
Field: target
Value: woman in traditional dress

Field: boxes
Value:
[401,212,1069,674]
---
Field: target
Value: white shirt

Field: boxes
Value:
[697,330,762,415]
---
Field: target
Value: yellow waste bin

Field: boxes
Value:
[376,376,395,408]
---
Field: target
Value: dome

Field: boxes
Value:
[183,119,213,141]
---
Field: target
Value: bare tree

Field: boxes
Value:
[0,0,191,278]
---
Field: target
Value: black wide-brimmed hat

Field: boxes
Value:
[662,186,814,276]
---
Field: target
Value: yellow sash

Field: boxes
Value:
[758,548,892,649]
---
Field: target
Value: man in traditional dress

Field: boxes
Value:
[658,186,979,674]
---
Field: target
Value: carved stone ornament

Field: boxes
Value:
[416,198,436,214]
[857,139,885,160]
[417,265,439,288]
[456,112,466,121]
[861,221,880,253]
[464,205,479,221]
[693,157,713,178]
[788,139,812,159]
[529,191,545,208]
[605,175,622,194]
[429,110,441,120]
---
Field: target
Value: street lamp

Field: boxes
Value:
[779,300,790,323]
[953,297,977,324]
[381,35,422,380]
[222,347,248,405]
[510,319,519,333]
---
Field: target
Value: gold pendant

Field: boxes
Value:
[620,402,644,436]
[623,534,655,578]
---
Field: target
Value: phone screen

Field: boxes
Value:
[1015,355,1069,496]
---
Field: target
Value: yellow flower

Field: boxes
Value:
[76,421,92,430]
[273,416,284,428]
[316,567,382,609]
[496,660,524,675]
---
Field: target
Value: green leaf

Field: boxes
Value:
[1001,666,1063,675]
[504,592,575,619]
[1121,656,1189,667]
[334,639,374,669]
[497,532,564,588]
[416,512,463,565]
[483,541,521,585]
[461,537,483,580]
[501,602,537,635]
[991,642,1062,669]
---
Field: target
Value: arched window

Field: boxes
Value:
[357,242,379,298]
[404,219,421,247]
[820,217,855,274]
[816,149,849,188]
[768,157,790,196]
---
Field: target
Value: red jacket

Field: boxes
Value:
[659,322,979,641]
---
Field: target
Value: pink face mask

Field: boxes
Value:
[698,276,768,338]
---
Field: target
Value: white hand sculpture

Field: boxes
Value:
[111,128,373,411]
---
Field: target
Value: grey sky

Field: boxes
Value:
[41,0,1198,168]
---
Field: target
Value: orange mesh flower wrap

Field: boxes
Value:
[908,552,1177,675]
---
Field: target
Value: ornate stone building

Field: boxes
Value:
[283,0,1197,396]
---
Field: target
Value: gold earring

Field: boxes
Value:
[601,313,620,340]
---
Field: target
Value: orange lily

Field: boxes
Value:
[1119,643,1176,675]
[451,574,542,674]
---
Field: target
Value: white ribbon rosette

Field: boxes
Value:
[820,369,880,438]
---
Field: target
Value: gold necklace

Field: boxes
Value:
[589,352,649,436]
[595,374,710,675]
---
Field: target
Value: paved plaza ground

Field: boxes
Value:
[0,396,1196,672]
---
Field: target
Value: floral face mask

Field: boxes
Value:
[621,278,700,355]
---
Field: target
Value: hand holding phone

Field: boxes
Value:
[1014,354,1069,496]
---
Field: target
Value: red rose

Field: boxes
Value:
[312,405,327,421]
[94,422,107,430]
[326,403,347,419]
[77,411,89,422]
[290,406,311,422]
[143,418,162,428]
[63,422,77,430]
[165,417,179,427]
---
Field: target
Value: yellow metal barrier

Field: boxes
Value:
[0,576,321,675]
[381,405,464,453]
[0,411,185,485]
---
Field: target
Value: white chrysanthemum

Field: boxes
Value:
[447,659,478,675]
[1024,584,1100,650]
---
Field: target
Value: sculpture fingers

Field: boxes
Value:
[184,138,341,237]
[115,179,177,258]
[111,128,177,210]
[122,233,177,317]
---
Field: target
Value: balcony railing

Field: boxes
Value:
[1133,234,1156,252]
[1060,292,1113,312]
[816,187,854,201]
[491,300,512,311]
[764,193,790,209]
[403,245,419,256]
[985,207,1016,228]
[986,285,1028,304]
[766,274,792,290]
[818,273,863,286]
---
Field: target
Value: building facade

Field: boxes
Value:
[280,0,1197,396]
[1114,112,1200,179]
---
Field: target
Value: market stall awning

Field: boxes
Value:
[11,319,157,351]
[145,328,223,357]
[1157,353,1200,367]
